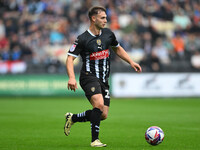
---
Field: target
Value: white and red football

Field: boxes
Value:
[145,126,164,145]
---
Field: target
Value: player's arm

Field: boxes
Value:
[112,45,142,73]
[66,55,78,92]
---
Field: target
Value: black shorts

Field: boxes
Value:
[79,72,110,106]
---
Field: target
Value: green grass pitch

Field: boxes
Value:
[0,97,200,150]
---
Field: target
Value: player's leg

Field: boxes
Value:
[101,105,109,120]
[64,80,101,136]
[64,112,74,136]
[71,110,92,122]
[65,110,93,136]
[101,85,110,120]
[90,93,107,147]
[64,110,92,136]
[90,93,104,141]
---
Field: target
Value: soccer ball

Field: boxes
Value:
[145,126,164,145]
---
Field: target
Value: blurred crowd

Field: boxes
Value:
[0,0,200,73]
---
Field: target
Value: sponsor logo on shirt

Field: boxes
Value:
[90,49,109,60]
[69,44,76,52]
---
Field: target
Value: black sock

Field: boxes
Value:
[90,108,102,142]
[71,110,92,123]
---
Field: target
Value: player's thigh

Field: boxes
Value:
[80,80,102,102]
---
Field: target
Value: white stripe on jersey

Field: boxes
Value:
[107,60,109,77]
[95,60,99,78]
[102,58,106,82]
[86,55,90,72]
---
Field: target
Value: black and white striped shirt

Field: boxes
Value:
[68,28,119,83]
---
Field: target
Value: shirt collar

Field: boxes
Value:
[87,29,102,37]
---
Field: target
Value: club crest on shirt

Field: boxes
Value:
[91,87,95,92]
[96,39,101,46]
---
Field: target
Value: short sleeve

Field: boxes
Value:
[67,37,83,57]
[111,32,120,47]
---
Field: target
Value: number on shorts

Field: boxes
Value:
[105,89,110,99]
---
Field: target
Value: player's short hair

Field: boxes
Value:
[88,6,106,20]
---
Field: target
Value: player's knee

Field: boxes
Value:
[95,103,104,111]
[91,94,104,111]
[101,113,108,120]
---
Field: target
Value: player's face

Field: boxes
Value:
[94,11,107,29]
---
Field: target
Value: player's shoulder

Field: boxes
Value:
[102,28,113,34]
[75,30,88,44]
[78,30,89,38]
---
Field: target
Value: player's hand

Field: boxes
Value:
[131,62,142,73]
[68,78,78,92]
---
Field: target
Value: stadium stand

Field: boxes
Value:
[0,0,200,74]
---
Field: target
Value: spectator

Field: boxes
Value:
[0,35,9,50]
[142,31,153,56]
[1,44,10,61]
[11,45,22,61]
[150,51,162,72]
[173,9,191,30]
[171,32,185,59]
[0,0,200,73]
[152,38,171,64]
[185,33,200,60]
[50,29,65,45]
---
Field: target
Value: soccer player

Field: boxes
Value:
[64,6,142,147]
